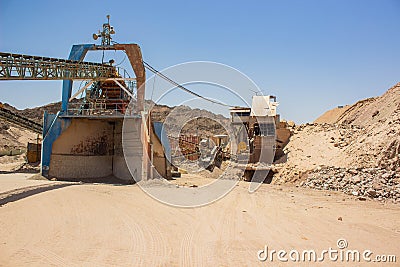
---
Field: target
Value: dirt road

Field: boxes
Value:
[0,174,399,266]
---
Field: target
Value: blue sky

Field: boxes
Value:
[0,0,399,123]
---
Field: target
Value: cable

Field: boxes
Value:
[94,42,233,107]
[143,61,235,108]
[115,53,126,67]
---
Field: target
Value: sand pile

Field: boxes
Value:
[273,82,400,202]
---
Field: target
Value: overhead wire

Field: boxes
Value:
[89,39,235,107]
[142,61,235,108]
[115,53,126,66]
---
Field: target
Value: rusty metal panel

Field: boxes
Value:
[27,142,41,163]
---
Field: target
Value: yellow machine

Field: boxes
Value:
[230,95,291,181]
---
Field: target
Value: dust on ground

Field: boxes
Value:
[0,174,399,266]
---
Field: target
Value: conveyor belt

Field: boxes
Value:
[0,52,116,80]
[0,106,42,134]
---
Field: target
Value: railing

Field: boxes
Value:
[65,76,138,117]
[65,100,137,117]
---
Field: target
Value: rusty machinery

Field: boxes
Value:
[230,95,291,182]
[0,16,170,182]
[0,16,290,183]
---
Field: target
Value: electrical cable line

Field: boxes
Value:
[142,61,235,108]
[88,41,235,108]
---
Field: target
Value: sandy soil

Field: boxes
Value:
[0,123,39,149]
[314,105,351,124]
[0,83,398,266]
[171,162,228,187]
[170,173,216,187]
[0,155,26,172]
[0,174,399,266]
[273,83,400,188]
[0,173,52,193]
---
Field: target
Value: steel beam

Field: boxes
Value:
[0,52,115,81]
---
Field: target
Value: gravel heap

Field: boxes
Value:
[302,166,400,203]
[273,83,400,204]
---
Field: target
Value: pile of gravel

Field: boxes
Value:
[302,166,400,203]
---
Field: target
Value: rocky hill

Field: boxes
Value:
[149,104,229,137]
[2,83,399,202]
[1,100,229,148]
[0,100,229,171]
[315,82,400,170]
[274,82,400,203]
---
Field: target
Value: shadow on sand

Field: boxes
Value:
[0,183,75,206]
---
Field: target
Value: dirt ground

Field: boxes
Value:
[0,83,398,265]
[0,173,399,266]
[0,155,26,172]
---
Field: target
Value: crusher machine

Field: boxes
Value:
[0,16,171,182]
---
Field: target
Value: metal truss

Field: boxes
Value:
[0,52,116,80]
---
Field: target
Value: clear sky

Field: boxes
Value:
[0,0,399,123]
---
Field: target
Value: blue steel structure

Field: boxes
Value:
[153,121,171,163]
[0,16,173,180]
[41,42,146,177]
[42,44,93,176]
[61,44,95,112]
[41,112,71,176]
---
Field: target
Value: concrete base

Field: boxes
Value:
[50,155,112,179]
[48,117,142,181]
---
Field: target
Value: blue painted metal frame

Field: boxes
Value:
[153,122,171,163]
[61,44,95,112]
[42,44,94,176]
[42,43,145,177]
[41,111,71,176]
